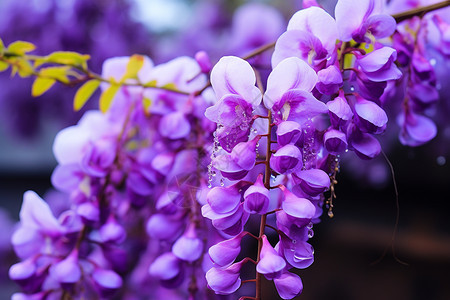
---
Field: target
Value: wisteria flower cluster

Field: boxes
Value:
[4,0,450,299]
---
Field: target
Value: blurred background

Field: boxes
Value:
[0,0,449,299]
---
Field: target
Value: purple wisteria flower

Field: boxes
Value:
[264,57,328,124]
[335,0,396,42]
[272,6,338,69]
[205,56,262,152]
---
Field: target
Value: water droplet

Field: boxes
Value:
[307,222,313,230]
[308,229,314,238]
[328,210,334,218]
[350,86,355,92]
[293,251,313,263]
[430,58,437,66]
[437,156,446,166]
[220,178,225,187]
[292,239,297,244]
[208,183,212,188]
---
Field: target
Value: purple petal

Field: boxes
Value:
[354,97,388,134]
[210,56,262,106]
[335,0,381,41]
[286,7,338,55]
[209,232,246,267]
[211,204,245,231]
[243,174,270,214]
[159,112,191,139]
[265,57,318,108]
[272,89,328,124]
[206,185,241,214]
[172,224,203,262]
[146,214,183,240]
[205,261,244,295]
[348,126,381,159]
[398,111,437,146]
[327,96,353,128]
[231,137,259,170]
[92,268,123,297]
[51,164,83,193]
[52,126,89,165]
[49,250,81,284]
[357,47,402,82]
[76,202,100,224]
[151,152,175,176]
[9,259,36,281]
[274,271,304,299]
[256,235,286,280]
[366,14,396,39]
[277,121,302,146]
[213,154,248,180]
[324,129,348,154]
[205,94,253,127]
[19,191,62,235]
[149,252,181,280]
[294,169,330,196]
[282,239,315,269]
[99,216,126,244]
[270,144,302,174]
[195,50,212,73]
[281,188,316,224]
[316,65,343,95]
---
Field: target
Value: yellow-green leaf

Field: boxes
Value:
[33,58,46,69]
[0,61,8,72]
[32,77,56,97]
[122,54,145,81]
[8,41,36,55]
[161,83,177,90]
[343,53,354,70]
[143,97,152,111]
[144,80,157,87]
[99,83,120,113]
[39,66,71,83]
[15,59,34,78]
[46,51,90,68]
[0,38,4,52]
[73,79,101,111]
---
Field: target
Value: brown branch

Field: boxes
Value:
[392,0,450,22]
[241,42,276,61]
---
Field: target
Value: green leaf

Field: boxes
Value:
[8,41,36,55]
[0,38,4,52]
[99,83,120,113]
[32,77,56,97]
[0,61,8,72]
[46,51,90,68]
[121,54,145,81]
[73,79,101,111]
[39,66,71,83]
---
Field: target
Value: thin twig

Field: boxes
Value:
[370,151,409,266]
